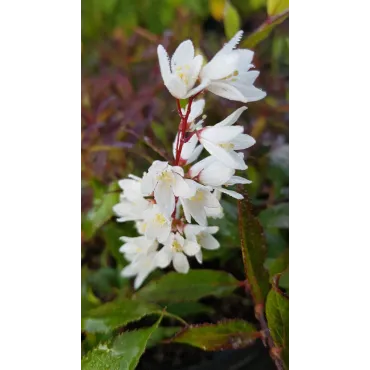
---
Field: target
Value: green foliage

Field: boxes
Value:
[171,319,258,350]
[242,10,288,49]
[259,203,289,229]
[83,182,119,241]
[134,270,239,303]
[82,315,163,369]
[237,192,271,304]
[266,289,289,368]
[267,0,289,16]
[166,302,215,317]
[224,2,241,39]
[82,299,160,333]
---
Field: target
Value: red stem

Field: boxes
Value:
[174,97,194,166]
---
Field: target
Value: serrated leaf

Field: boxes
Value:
[224,2,241,40]
[82,299,160,333]
[267,0,289,16]
[83,182,120,241]
[242,10,288,49]
[82,314,163,370]
[266,289,289,368]
[146,326,181,348]
[237,191,270,304]
[134,270,239,303]
[171,319,259,351]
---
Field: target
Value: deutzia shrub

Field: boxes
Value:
[113,31,266,289]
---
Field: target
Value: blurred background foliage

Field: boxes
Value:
[82,0,288,368]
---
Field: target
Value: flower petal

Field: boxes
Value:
[171,40,195,70]
[173,253,190,273]
[216,186,244,199]
[215,106,247,127]
[141,172,156,195]
[164,75,188,99]
[183,240,201,256]
[216,30,244,57]
[201,140,242,169]
[173,173,196,198]
[207,81,247,103]
[226,175,252,185]
[195,251,203,264]
[231,134,256,150]
[155,247,173,268]
[157,45,171,83]
[201,126,243,144]
[154,181,175,217]
[201,233,220,250]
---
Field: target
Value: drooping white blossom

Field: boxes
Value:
[113,176,151,222]
[119,236,158,289]
[180,182,221,226]
[157,41,203,99]
[155,232,200,273]
[197,107,255,170]
[141,160,196,216]
[184,225,220,263]
[189,156,251,200]
[199,31,266,103]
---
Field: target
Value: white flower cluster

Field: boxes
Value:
[113,31,266,289]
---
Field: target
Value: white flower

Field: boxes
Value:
[172,134,203,166]
[205,190,224,219]
[180,182,221,226]
[155,232,200,273]
[197,107,255,170]
[119,236,158,262]
[157,41,203,99]
[199,30,266,103]
[141,160,196,216]
[119,236,158,289]
[184,225,220,263]
[121,252,158,289]
[113,175,151,222]
[142,205,172,243]
[189,156,251,199]
[182,99,205,124]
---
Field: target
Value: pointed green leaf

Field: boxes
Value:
[82,299,160,333]
[224,2,241,40]
[82,314,163,369]
[267,0,289,16]
[134,270,239,303]
[241,10,288,49]
[266,289,289,368]
[237,191,270,304]
[171,319,259,351]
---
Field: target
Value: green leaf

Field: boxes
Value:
[241,10,288,49]
[237,191,270,304]
[82,299,160,333]
[82,314,163,370]
[134,270,239,303]
[83,182,120,241]
[224,2,241,40]
[146,326,181,348]
[166,302,215,317]
[171,319,259,351]
[267,0,289,16]
[265,249,289,279]
[259,203,289,229]
[266,289,289,368]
